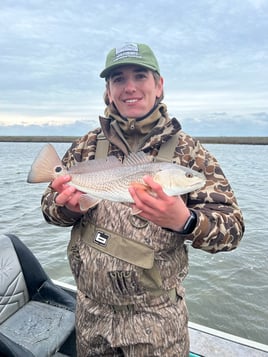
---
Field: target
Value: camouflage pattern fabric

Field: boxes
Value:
[75,289,189,357]
[41,104,244,356]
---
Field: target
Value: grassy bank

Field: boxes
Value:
[0,136,267,145]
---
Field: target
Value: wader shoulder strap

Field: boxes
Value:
[95,131,109,159]
[155,131,180,162]
[95,131,180,162]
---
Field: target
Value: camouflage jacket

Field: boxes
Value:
[41,114,244,255]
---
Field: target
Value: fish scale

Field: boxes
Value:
[27,143,206,208]
[68,161,175,202]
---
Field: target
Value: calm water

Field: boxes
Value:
[0,141,267,346]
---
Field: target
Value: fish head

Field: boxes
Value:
[153,166,206,195]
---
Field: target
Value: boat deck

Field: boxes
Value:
[189,321,268,356]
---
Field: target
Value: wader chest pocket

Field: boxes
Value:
[81,224,154,269]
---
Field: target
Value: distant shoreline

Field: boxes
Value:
[0,136,267,145]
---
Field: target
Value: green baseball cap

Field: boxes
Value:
[100,42,160,78]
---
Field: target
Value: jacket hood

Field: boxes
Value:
[99,103,181,155]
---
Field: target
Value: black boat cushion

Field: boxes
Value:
[0,332,34,357]
[0,235,29,324]
[0,233,76,357]
[0,300,75,357]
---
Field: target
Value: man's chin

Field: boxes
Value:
[121,109,146,118]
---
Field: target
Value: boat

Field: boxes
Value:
[1,233,267,357]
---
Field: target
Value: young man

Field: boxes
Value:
[41,43,244,356]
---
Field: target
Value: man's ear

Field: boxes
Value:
[106,83,113,104]
[156,76,164,99]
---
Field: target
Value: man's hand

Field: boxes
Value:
[129,175,190,231]
[51,175,84,213]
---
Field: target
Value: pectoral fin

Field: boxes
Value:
[131,207,143,216]
[79,194,101,211]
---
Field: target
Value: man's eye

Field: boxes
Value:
[136,74,146,79]
[113,77,124,83]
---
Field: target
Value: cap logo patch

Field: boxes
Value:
[113,43,142,62]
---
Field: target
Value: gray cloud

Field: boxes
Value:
[0,0,267,136]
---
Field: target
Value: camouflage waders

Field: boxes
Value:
[68,200,190,357]
[75,289,189,357]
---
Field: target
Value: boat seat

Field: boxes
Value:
[0,233,76,357]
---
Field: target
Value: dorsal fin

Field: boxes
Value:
[69,156,121,174]
[123,152,153,166]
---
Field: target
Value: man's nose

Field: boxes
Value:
[124,79,136,93]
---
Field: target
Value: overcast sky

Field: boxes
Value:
[0,0,267,136]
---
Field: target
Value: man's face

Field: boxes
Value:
[107,65,163,118]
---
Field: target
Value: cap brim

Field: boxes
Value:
[100,63,159,78]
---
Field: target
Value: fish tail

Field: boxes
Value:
[27,144,62,183]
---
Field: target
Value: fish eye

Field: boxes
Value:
[55,166,63,173]
[185,172,193,178]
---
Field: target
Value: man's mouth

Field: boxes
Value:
[124,98,140,103]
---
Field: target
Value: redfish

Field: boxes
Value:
[27,144,206,210]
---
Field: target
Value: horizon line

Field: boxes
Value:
[1,136,267,145]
